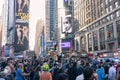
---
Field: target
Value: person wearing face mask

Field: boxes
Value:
[3,66,13,80]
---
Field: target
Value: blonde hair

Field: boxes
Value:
[5,66,11,74]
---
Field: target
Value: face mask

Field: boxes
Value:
[3,69,8,74]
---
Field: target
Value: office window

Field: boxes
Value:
[93,31,98,51]
[116,11,120,17]
[80,37,85,50]
[101,10,104,15]
[110,5,112,11]
[109,0,112,2]
[106,8,109,13]
[88,33,92,51]
[99,27,106,50]
[115,1,119,8]
[95,21,100,27]
[116,20,120,48]
[106,15,110,21]
[106,24,114,39]
[110,14,113,20]
[101,3,104,7]
[105,0,108,4]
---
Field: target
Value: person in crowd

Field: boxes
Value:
[7,61,16,79]
[76,62,84,80]
[108,63,116,80]
[40,63,52,80]
[103,61,109,80]
[117,64,120,80]
[76,73,84,80]
[117,71,120,80]
[33,64,41,80]
[57,72,68,80]
[77,60,84,75]
[68,62,77,80]
[83,66,94,80]
[29,67,34,80]
[84,62,90,69]
[62,59,68,71]
[93,69,98,80]
[96,65,106,80]
[52,63,60,80]
[15,63,29,80]
[3,66,13,80]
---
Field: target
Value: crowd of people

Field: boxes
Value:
[0,54,120,80]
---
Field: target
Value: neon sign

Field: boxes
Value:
[64,0,68,2]
[61,42,70,48]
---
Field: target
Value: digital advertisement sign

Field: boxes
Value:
[61,38,73,52]
[62,15,72,34]
[14,0,29,53]
[61,42,70,48]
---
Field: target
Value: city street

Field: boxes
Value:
[0,0,120,80]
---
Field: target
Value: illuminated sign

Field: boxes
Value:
[14,0,30,53]
[46,42,53,47]
[61,42,70,48]
[62,15,72,34]
[64,0,68,2]
[16,12,29,22]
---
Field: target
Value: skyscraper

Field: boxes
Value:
[45,0,58,41]
[1,0,30,57]
[0,16,2,54]
[45,0,58,52]
[34,19,44,58]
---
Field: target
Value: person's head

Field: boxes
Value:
[86,62,90,66]
[81,60,84,66]
[83,66,94,80]
[3,66,11,75]
[119,71,120,74]
[18,63,23,69]
[109,62,113,67]
[98,65,101,69]
[43,63,49,71]
[73,62,77,67]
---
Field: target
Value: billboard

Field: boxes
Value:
[61,42,70,48]
[62,15,72,34]
[61,38,73,52]
[46,42,54,47]
[14,0,29,53]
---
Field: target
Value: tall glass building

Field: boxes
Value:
[45,0,58,41]
[45,0,58,53]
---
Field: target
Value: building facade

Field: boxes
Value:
[55,0,74,53]
[0,16,2,55]
[74,0,120,55]
[1,0,15,57]
[45,0,58,41]
[34,20,44,58]
[45,0,58,53]
[1,0,30,57]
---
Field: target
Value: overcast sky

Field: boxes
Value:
[29,0,45,50]
[0,0,4,16]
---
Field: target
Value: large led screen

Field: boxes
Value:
[61,38,72,52]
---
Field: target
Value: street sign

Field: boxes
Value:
[46,42,54,47]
